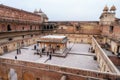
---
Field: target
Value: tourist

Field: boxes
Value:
[19,49,21,54]
[15,56,17,59]
[34,45,36,50]
[88,47,90,52]
[39,52,42,57]
[17,49,19,54]
[49,54,52,60]
[53,48,55,54]
[36,49,39,54]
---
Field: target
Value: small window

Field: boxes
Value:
[36,78,40,80]
[22,27,24,30]
[7,24,11,31]
[61,27,63,29]
[30,25,32,30]
[22,35,24,38]
[8,38,12,41]
[109,26,114,33]
[50,25,53,30]
[39,26,41,30]
[76,26,79,31]
[31,35,33,37]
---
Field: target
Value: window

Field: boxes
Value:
[30,25,32,30]
[31,35,33,37]
[7,24,11,31]
[47,25,49,30]
[39,26,41,30]
[22,27,24,30]
[76,26,79,31]
[22,35,24,38]
[36,78,40,80]
[109,26,114,33]
[50,25,53,30]
[61,27,63,29]
[8,38,12,41]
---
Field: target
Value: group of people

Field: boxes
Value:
[34,44,56,60]
[14,44,55,60]
[17,48,21,54]
[88,47,95,53]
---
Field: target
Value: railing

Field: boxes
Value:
[92,37,120,73]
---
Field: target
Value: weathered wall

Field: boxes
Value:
[0,58,120,80]
[0,4,41,21]
[0,36,40,55]
[92,37,120,73]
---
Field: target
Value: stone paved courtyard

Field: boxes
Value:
[0,43,99,70]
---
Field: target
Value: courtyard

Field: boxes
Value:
[0,43,99,70]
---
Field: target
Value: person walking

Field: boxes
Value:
[49,53,52,60]
[39,49,42,57]
[17,49,19,54]
[34,45,36,50]
[19,49,21,54]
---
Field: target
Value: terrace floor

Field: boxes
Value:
[0,43,99,70]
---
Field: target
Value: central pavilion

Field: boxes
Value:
[37,35,68,53]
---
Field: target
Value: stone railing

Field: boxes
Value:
[92,37,120,73]
[0,57,120,79]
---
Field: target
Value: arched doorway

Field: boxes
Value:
[23,72,34,80]
[8,68,18,80]
[3,46,8,53]
[7,24,11,31]
[56,44,60,50]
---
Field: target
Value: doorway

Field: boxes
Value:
[7,24,11,31]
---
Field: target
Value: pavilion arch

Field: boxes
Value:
[8,68,18,80]
[3,45,8,53]
[23,71,34,80]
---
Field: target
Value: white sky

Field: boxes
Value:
[0,0,120,21]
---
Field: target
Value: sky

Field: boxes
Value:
[0,0,120,21]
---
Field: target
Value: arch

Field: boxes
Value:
[50,25,53,30]
[8,68,18,80]
[23,71,34,80]
[7,24,11,31]
[47,25,49,30]
[43,25,46,30]
[3,46,8,53]
[109,26,114,33]
[30,25,32,30]
[60,75,67,80]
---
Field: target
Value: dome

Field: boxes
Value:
[110,5,116,11]
[39,9,42,13]
[103,5,109,11]
[40,13,48,19]
[34,9,38,13]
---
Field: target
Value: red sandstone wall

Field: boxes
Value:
[109,56,120,66]
[102,25,120,39]
[0,5,41,22]
[0,22,41,32]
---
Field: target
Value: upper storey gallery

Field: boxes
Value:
[0,4,48,23]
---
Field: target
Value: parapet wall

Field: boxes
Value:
[92,37,120,73]
[0,57,120,80]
